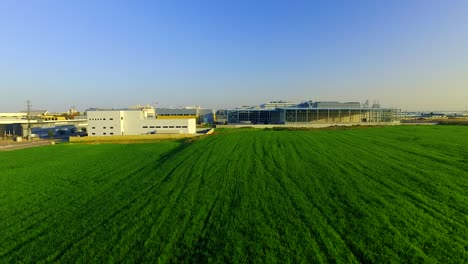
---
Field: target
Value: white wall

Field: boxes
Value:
[87,109,196,136]
[87,111,123,136]
[136,118,196,134]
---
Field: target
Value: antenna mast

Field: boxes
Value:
[27,100,32,141]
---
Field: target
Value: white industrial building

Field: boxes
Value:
[87,107,196,136]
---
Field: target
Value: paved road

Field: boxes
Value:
[0,140,53,151]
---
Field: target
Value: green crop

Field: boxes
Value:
[0,126,467,263]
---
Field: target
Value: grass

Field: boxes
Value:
[0,126,467,263]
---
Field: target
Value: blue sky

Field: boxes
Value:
[1,0,467,111]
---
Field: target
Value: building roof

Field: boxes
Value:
[156,108,198,115]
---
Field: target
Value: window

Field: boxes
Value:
[110,118,113,120]
[169,126,175,128]
[110,132,114,135]
[110,127,113,129]
[103,132,106,135]
[92,133,95,135]
[103,127,106,129]
[103,118,106,120]
[176,126,181,128]
[182,126,187,128]
[92,127,95,129]
[143,126,148,128]
[121,117,123,120]
[163,126,168,128]
[156,126,161,128]
[150,126,155,128]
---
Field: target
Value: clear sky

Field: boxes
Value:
[1,0,467,112]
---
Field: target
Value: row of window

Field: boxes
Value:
[142,126,188,129]
[159,114,194,116]
[89,117,123,120]
[91,132,114,135]
[91,126,187,130]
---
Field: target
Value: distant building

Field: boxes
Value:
[156,107,214,124]
[297,100,314,108]
[223,100,398,125]
[0,112,27,119]
[156,108,197,118]
[87,107,196,136]
[260,100,297,109]
[0,111,86,138]
[313,101,361,109]
[214,110,228,124]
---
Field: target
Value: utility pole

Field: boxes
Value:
[27,100,32,141]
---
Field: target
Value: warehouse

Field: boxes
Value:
[87,107,196,136]
[227,109,283,124]
[225,101,400,125]
[281,107,397,123]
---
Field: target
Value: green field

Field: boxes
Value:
[0,126,467,263]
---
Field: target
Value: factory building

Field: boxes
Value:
[87,107,196,136]
[0,111,86,139]
[156,107,214,124]
[224,100,400,124]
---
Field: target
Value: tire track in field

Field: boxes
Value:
[324,132,467,210]
[174,137,231,239]
[335,134,468,250]
[310,136,432,258]
[3,162,158,261]
[0,149,152,238]
[256,132,356,263]
[289,132,428,262]
[329,133,468,223]
[50,164,189,260]
[180,137,245,262]
[296,131,464,260]
[0,153,159,259]
[2,144,180,261]
[113,138,228,261]
[312,133,465,222]
[51,143,203,262]
[109,139,221,262]
[280,133,364,263]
